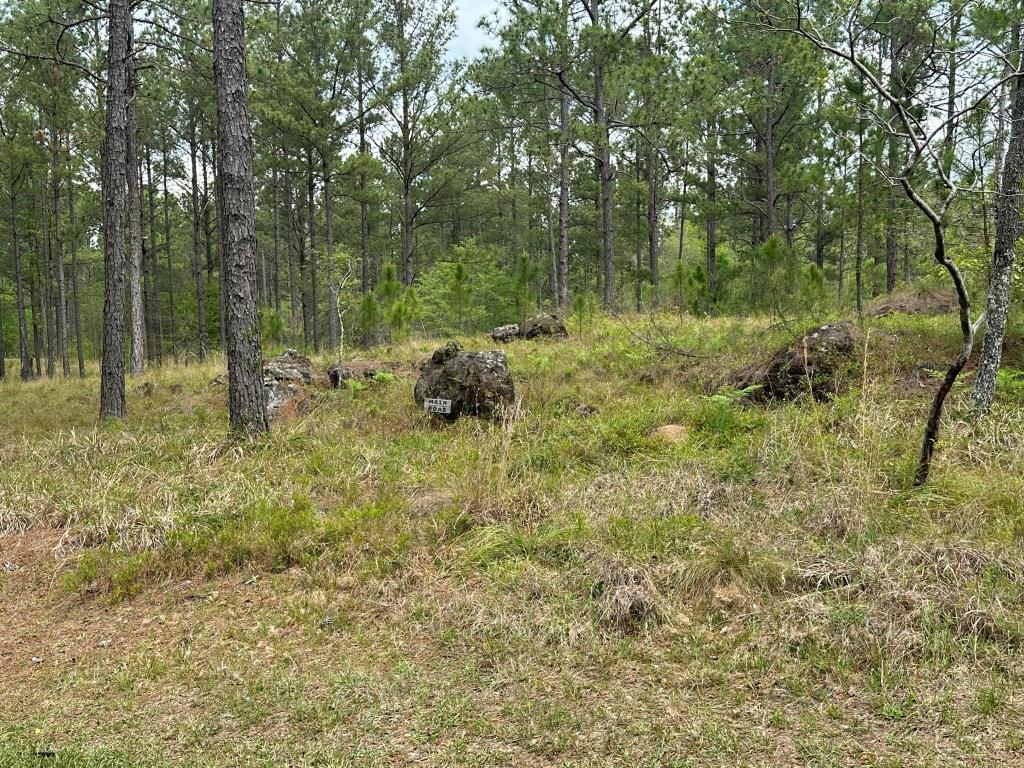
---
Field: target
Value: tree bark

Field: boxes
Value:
[189,114,208,362]
[307,150,320,351]
[69,173,85,377]
[9,180,32,380]
[285,174,298,344]
[273,163,282,311]
[972,30,1024,416]
[884,40,900,293]
[50,129,70,377]
[855,114,865,318]
[0,286,5,380]
[127,51,146,375]
[213,0,269,435]
[705,124,718,301]
[162,130,176,356]
[40,177,54,378]
[634,150,643,312]
[594,55,615,311]
[357,60,372,294]
[558,84,571,309]
[324,156,338,351]
[144,145,158,362]
[646,141,660,306]
[100,0,130,418]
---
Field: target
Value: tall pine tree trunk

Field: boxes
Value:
[595,57,615,311]
[646,142,659,306]
[324,157,338,351]
[285,176,298,344]
[705,124,718,301]
[69,175,85,377]
[307,151,320,351]
[100,0,130,418]
[127,51,146,375]
[558,85,571,309]
[50,129,70,377]
[31,269,42,378]
[41,178,54,378]
[273,162,283,310]
[855,115,866,318]
[162,130,176,356]
[9,182,32,380]
[148,146,163,364]
[972,20,1024,416]
[189,114,208,362]
[213,0,268,434]
[884,40,900,293]
[634,150,643,313]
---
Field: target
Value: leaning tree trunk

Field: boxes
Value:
[213,0,268,435]
[99,0,130,419]
[914,218,978,485]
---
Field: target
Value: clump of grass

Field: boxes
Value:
[590,558,658,633]
[678,532,785,605]
[461,516,587,568]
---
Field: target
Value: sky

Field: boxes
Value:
[450,0,502,60]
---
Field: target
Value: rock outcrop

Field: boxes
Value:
[327,362,355,388]
[263,349,312,419]
[489,314,569,343]
[490,324,521,343]
[520,314,569,339]
[413,341,515,421]
[729,322,856,402]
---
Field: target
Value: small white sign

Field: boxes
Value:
[424,398,453,414]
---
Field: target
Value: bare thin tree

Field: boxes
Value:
[762,0,1013,484]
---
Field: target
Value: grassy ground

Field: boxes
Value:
[2,311,1024,767]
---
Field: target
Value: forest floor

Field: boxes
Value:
[3,305,1024,767]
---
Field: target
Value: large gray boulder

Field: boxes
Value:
[413,341,515,422]
[490,314,569,343]
[730,322,856,402]
[264,349,312,384]
[490,323,521,343]
[519,314,569,340]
